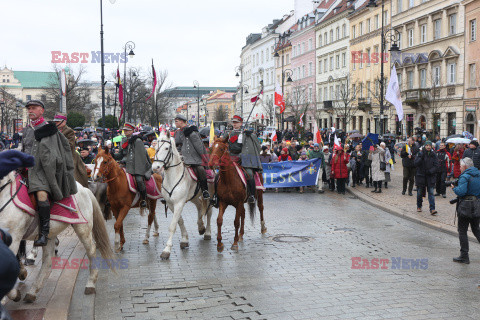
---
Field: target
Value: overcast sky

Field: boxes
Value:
[2,0,293,88]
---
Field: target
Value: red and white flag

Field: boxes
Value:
[275,83,286,113]
[334,134,342,150]
[313,121,322,144]
[272,131,277,142]
[250,90,263,103]
[298,112,305,127]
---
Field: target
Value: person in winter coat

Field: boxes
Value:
[452,157,480,264]
[278,148,293,162]
[259,145,277,163]
[462,140,480,170]
[414,141,439,214]
[435,142,451,198]
[368,145,386,193]
[307,143,326,193]
[350,144,364,188]
[451,144,465,179]
[361,147,372,188]
[323,146,333,191]
[380,142,392,189]
[400,137,419,196]
[331,146,350,194]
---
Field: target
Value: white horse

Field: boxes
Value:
[152,130,213,260]
[0,171,114,303]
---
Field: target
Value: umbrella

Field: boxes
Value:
[382,133,396,138]
[83,128,94,133]
[446,137,471,144]
[463,131,474,140]
[348,130,359,134]
[446,134,464,140]
[76,139,95,146]
[112,135,125,143]
[362,133,379,151]
[349,133,363,138]
[199,126,210,137]
[74,127,83,131]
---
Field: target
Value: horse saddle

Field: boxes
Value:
[123,169,163,199]
[186,167,215,184]
[231,162,265,191]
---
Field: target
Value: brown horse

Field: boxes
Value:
[93,146,163,252]
[209,137,267,252]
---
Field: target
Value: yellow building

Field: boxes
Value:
[349,0,391,134]
[203,90,235,124]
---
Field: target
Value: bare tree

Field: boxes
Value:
[423,74,453,135]
[152,70,175,125]
[213,105,228,121]
[0,88,19,135]
[261,98,275,126]
[334,75,358,131]
[286,82,312,132]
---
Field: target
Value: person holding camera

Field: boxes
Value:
[414,141,439,214]
[452,157,480,264]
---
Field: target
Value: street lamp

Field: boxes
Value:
[235,65,244,116]
[15,101,22,133]
[123,40,136,123]
[193,80,200,127]
[0,101,4,134]
[367,0,401,135]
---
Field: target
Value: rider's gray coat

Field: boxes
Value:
[119,136,152,179]
[174,126,208,166]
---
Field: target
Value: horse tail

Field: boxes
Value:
[248,200,256,225]
[89,191,116,272]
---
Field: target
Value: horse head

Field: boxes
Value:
[209,136,229,168]
[152,130,176,173]
[93,145,116,182]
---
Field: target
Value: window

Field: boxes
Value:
[324,58,328,72]
[359,51,363,69]
[366,48,371,66]
[330,56,334,71]
[366,81,371,98]
[336,27,340,40]
[408,29,414,47]
[449,14,457,35]
[374,45,379,64]
[324,87,328,100]
[470,64,476,87]
[342,52,346,67]
[335,85,340,99]
[309,62,313,76]
[433,66,441,85]
[308,39,312,51]
[302,42,306,53]
[397,0,402,13]
[359,22,363,36]
[407,71,413,89]
[286,54,290,64]
[420,69,426,88]
[330,86,334,100]
[409,0,414,8]
[359,83,364,98]
[266,49,269,61]
[342,24,346,37]
[261,51,264,64]
[375,15,379,29]
[318,60,322,73]
[397,74,402,90]
[302,65,306,78]
[471,19,477,41]
[319,35,322,47]
[336,55,340,69]
[367,19,371,33]
[448,63,456,84]
[384,11,388,26]
[309,87,313,102]
[397,32,402,49]
[324,32,328,44]
[26,95,32,100]
[318,88,322,102]
[293,47,296,57]
[352,26,356,39]
[352,84,357,98]
[434,19,441,39]
[330,30,334,42]
[420,24,427,43]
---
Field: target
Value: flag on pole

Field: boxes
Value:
[146,61,157,102]
[386,65,404,121]
[117,67,124,122]
[209,120,215,147]
[298,112,305,127]
[313,120,322,145]
[334,134,342,150]
[272,131,277,142]
[250,90,263,103]
[275,83,286,113]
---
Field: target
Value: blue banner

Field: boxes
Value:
[261,158,322,188]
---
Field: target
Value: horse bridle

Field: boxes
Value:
[154,139,185,197]
[96,155,117,183]
[0,175,25,213]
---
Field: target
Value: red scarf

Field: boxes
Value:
[31,117,45,127]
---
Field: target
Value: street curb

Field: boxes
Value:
[347,187,480,243]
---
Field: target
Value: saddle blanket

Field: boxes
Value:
[233,162,266,191]
[187,167,215,184]
[12,176,87,224]
[123,169,163,199]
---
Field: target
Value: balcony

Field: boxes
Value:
[357,98,371,112]
[404,89,429,108]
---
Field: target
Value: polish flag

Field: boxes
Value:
[313,121,322,145]
[274,83,286,113]
[250,90,263,103]
[334,134,342,150]
[272,131,277,142]
[298,112,305,127]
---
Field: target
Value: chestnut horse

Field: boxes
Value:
[92,146,162,252]
[209,137,267,252]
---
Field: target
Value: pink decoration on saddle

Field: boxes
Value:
[12,176,87,224]
[187,167,215,184]
[123,169,162,199]
[232,162,265,190]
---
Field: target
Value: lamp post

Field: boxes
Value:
[15,102,20,133]
[193,80,200,127]
[122,41,136,123]
[0,101,4,134]
[235,65,244,117]
[366,0,401,135]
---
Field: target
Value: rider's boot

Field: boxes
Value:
[136,176,148,208]
[200,178,210,200]
[247,177,256,204]
[34,201,50,247]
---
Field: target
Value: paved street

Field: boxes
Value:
[68,190,480,320]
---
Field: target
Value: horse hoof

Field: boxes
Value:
[114,246,123,253]
[198,227,206,235]
[238,236,243,242]
[55,249,59,256]
[84,287,96,295]
[23,293,36,303]
[204,235,211,240]
[142,239,149,245]
[231,244,239,251]
[153,232,159,237]
[180,242,189,249]
[217,243,224,252]
[261,227,267,234]
[160,251,170,260]
[11,290,21,302]
[24,259,35,266]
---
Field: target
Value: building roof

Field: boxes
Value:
[208,91,235,101]
[165,86,236,98]
[321,0,352,22]
[12,71,58,88]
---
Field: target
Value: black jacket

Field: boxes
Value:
[414,150,439,187]
[462,148,480,170]
[436,149,450,173]
[400,144,419,168]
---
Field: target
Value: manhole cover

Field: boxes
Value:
[271,235,311,243]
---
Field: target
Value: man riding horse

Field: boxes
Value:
[222,115,262,204]
[116,122,152,208]
[21,100,78,246]
[174,114,210,200]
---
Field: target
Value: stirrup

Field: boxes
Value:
[33,234,49,247]
[140,200,147,208]
[202,191,210,200]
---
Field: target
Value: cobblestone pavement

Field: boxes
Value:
[71,191,480,320]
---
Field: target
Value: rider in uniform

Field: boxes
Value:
[223,115,262,203]
[21,100,77,246]
[174,114,210,200]
[116,122,152,208]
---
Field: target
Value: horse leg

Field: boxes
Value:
[72,223,98,294]
[195,201,206,236]
[113,207,129,253]
[178,215,189,249]
[204,205,212,241]
[7,237,23,302]
[24,241,55,303]
[239,209,245,242]
[26,244,37,265]
[161,202,185,260]
[144,206,155,244]
[217,202,226,252]
[258,191,267,234]
[231,206,242,252]
[152,201,159,237]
